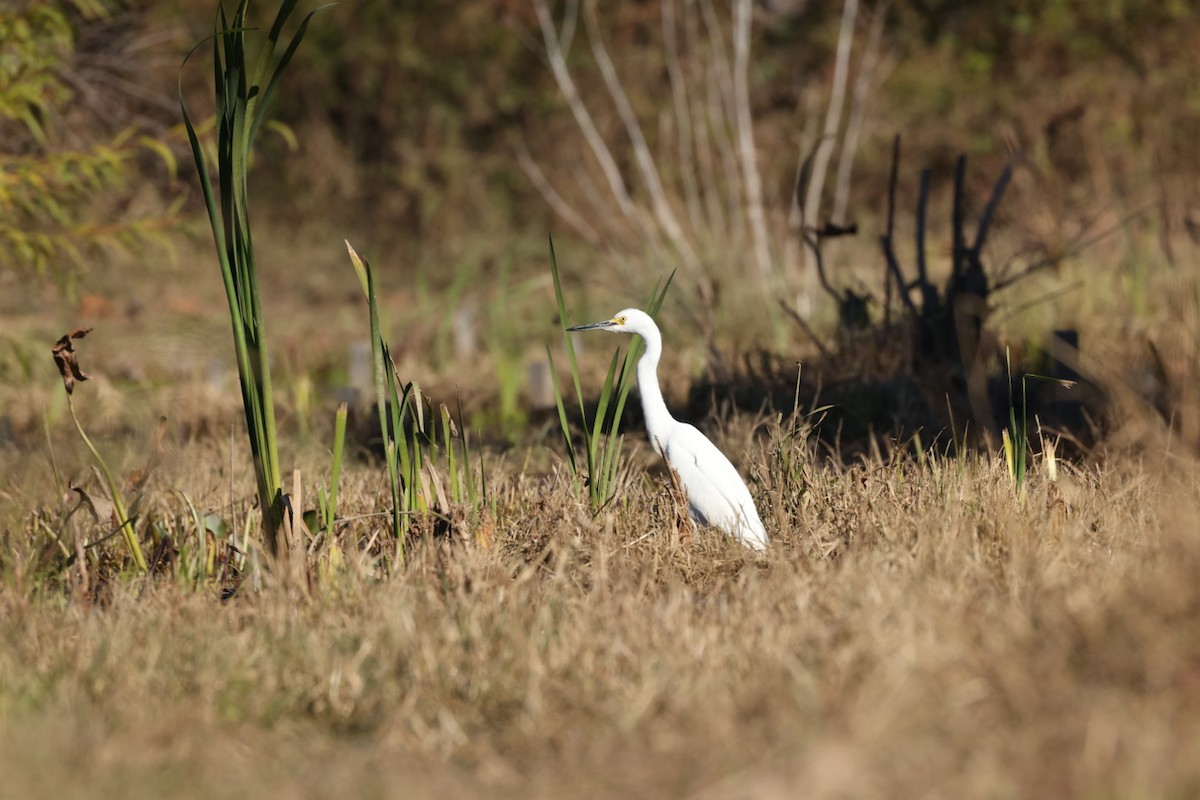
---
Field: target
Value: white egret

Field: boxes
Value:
[567,309,768,551]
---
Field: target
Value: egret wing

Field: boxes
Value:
[664,423,768,550]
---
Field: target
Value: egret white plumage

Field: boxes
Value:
[567,309,768,551]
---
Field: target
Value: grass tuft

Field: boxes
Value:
[178,0,325,557]
[547,236,674,508]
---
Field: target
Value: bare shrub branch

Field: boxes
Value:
[732,0,773,283]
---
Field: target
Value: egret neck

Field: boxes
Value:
[633,325,672,457]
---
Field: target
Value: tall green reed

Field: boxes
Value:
[345,241,421,563]
[346,242,487,564]
[179,1,323,555]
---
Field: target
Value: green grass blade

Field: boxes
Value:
[589,348,623,502]
[328,402,347,530]
[546,346,579,475]
[443,405,460,503]
[591,349,621,453]
[548,237,592,457]
[251,5,331,143]
[66,398,147,572]
[456,393,479,507]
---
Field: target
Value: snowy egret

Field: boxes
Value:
[567,309,769,551]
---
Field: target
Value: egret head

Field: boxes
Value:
[566,308,656,337]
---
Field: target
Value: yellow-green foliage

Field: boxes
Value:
[0,2,177,283]
[0,5,73,141]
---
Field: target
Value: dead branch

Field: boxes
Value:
[583,0,701,276]
[532,0,634,217]
[799,0,859,294]
[662,0,703,235]
[832,1,889,226]
[516,139,601,245]
[779,300,834,361]
[733,0,773,283]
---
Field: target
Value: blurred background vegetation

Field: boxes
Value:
[3,0,1199,447]
[9,0,1198,269]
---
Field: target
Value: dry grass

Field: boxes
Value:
[3,412,1200,797]
[1,216,1198,796]
[2,208,1198,800]
[6,5,1200,795]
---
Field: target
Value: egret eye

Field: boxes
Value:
[617,316,627,325]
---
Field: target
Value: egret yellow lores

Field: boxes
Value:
[567,309,769,551]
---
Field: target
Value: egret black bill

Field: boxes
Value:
[566,320,617,331]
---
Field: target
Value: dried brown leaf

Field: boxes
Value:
[51,327,94,395]
[68,480,115,528]
[426,461,449,514]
